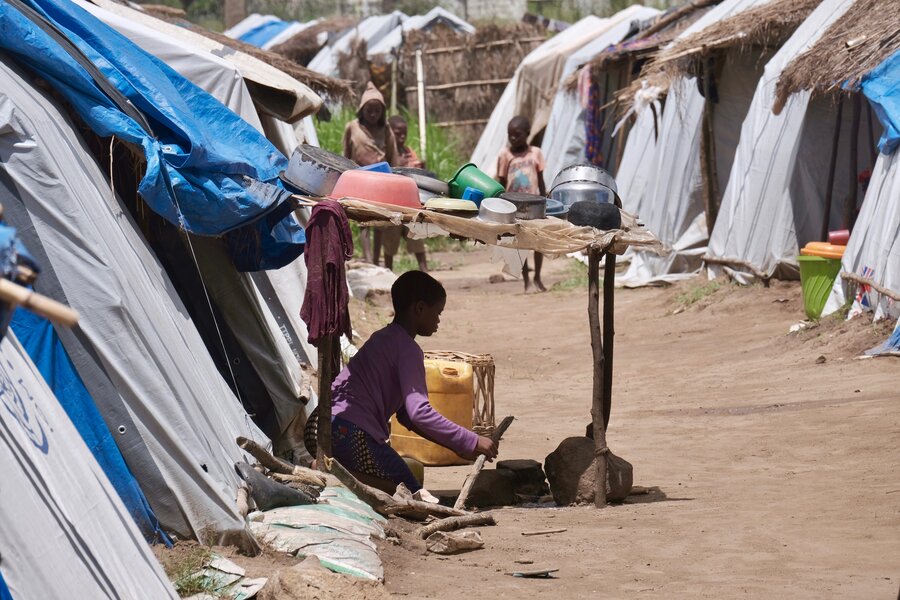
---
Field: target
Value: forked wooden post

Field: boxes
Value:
[587,247,608,507]
[316,335,336,465]
[603,252,616,428]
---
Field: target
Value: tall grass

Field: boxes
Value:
[315,107,466,182]
[315,106,469,257]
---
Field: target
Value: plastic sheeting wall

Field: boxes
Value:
[541,5,661,184]
[707,0,858,282]
[84,0,313,433]
[616,0,775,287]
[308,12,406,77]
[824,149,900,320]
[0,55,260,546]
[0,333,177,599]
[471,16,607,177]
[11,310,167,543]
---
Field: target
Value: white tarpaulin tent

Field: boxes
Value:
[308,11,406,77]
[706,0,861,282]
[824,149,900,320]
[541,5,661,184]
[618,0,774,287]
[225,13,279,39]
[471,15,610,177]
[616,107,660,215]
[0,332,178,599]
[0,54,261,547]
[88,0,321,124]
[79,0,317,418]
[367,7,475,59]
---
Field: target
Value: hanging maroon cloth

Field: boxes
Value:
[300,200,353,346]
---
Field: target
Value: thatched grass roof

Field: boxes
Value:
[587,0,723,71]
[774,0,900,112]
[142,7,355,104]
[270,16,358,66]
[617,0,820,103]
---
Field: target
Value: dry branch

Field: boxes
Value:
[417,513,497,539]
[841,272,900,302]
[322,456,466,520]
[236,437,327,487]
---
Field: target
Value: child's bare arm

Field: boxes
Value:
[537,169,546,196]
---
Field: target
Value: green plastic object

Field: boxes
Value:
[797,255,841,319]
[449,163,504,199]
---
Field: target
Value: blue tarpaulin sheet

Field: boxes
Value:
[239,19,295,47]
[0,0,305,269]
[861,49,900,155]
[0,571,12,600]
[11,309,171,544]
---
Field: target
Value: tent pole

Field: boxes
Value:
[415,50,427,163]
[845,93,861,232]
[821,95,844,242]
[316,335,335,465]
[866,100,876,168]
[588,247,608,508]
[700,56,720,234]
[602,252,616,428]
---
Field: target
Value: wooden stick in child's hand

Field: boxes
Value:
[0,279,79,327]
[453,416,515,510]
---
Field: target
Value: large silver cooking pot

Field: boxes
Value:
[549,164,620,209]
[280,144,358,196]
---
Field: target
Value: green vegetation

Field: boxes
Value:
[315,106,466,182]
[551,259,589,291]
[157,545,217,598]
[674,279,728,308]
[317,106,469,257]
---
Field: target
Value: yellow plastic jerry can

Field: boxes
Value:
[390,359,474,466]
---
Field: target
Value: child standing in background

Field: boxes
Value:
[388,115,425,169]
[383,115,428,272]
[343,81,397,264]
[496,115,547,292]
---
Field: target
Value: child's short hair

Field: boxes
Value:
[509,115,530,131]
[388,115,407,129]
[392,271,445,314]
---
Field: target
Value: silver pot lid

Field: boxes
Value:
[550,164,618,195]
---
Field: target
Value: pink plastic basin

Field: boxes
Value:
[330,170,421,208]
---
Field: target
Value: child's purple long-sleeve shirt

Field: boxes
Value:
[331,323,478,456]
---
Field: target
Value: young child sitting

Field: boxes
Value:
[305,271,499,494]
[496,115,548,292]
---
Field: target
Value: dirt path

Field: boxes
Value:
[371,247,899,599]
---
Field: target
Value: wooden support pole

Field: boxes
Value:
[316,335,335,465]
[602,253,616,428]
[415,49,427,163]
[866,101,877,168]
[821,95,844,241]
[587,248,608,508]
[700,56,720,235]
[845,93,861,232]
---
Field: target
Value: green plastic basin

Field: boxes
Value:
[448,163,504,199]
[797,255,841,320]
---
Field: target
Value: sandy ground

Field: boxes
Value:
[365,247,900,599]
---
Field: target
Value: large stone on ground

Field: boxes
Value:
[466,468,517,508]
[259,556,389,600]
[544,437,633,505]
[496,459,550,497]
